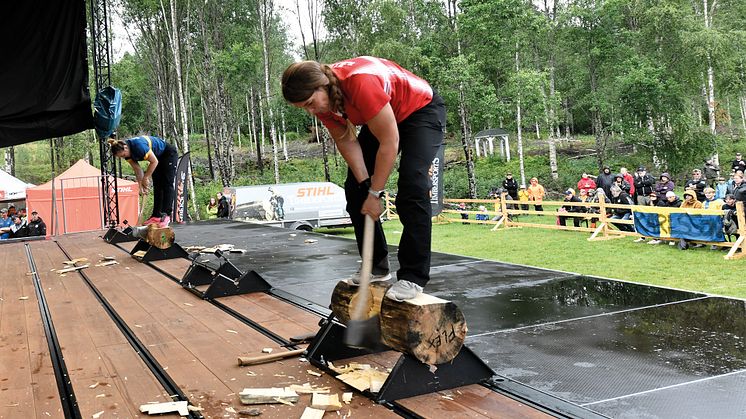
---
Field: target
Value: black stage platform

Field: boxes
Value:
[171,220,746,418]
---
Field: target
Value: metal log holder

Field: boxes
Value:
[103,225,138,244]
[306,313,495,403]
[180,249,271,300]
[130,238,189,262]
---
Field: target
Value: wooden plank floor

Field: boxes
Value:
[151,257,320,340]
[0,243,62,419]
[28,240,179,418]
[107,232,552,418]
[59,232,397,418]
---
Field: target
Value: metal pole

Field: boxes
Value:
[51,171,58,237]
[97,175,104,229]
[60,180,67,234]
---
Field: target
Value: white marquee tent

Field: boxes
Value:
[0,169,34,202]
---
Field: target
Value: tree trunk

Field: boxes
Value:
[246,93,254,156]
[251,87,262,170]
[740,95,746,135]
[201,96,215,181]
[259,91,266,172]
[5,146,15,176]
[258,0,280,184]
[452,0,476,198]
[281,111,288,161]
[316,118,331,181]
[517,99,526,188]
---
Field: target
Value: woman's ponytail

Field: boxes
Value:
[107,138,126,155]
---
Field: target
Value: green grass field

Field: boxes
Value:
[324,218,746,300]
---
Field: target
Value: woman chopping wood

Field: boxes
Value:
[108,135,178,228]
[281,56,446,302]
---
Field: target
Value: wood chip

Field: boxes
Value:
[95,394,106,398]
[187,405,203,412]
[311,393,342,411]
[133,250,147,258]
[226,329,238,334]
[94,261,118,267]
[342,393,352,404]
[304,239,318,244]
[238,388,299,405]
[62,258,88,265]
[139,401,189,416]
[288,383,331,394]
[183,302,194,307]
[441,394,454,400]
[300,407,326,419]
[262,348,273,354]
[307,370,322,377]
[225,407,236,413]
[57,264,89,274]
[92,411,104,419]
[18,296,29,300]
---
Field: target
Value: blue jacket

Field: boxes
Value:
[0,216,11,239]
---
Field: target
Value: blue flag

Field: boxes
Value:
[633,207,725,242]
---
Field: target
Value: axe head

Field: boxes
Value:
[130,225,150,240]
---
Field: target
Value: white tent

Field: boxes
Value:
[0,169,34,201]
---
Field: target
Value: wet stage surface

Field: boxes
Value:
[173,220,746,418]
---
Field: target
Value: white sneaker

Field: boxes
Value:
[647,239,661,245]
[347,271,392,286]
[634,237,646,243]
[385,280,423,302]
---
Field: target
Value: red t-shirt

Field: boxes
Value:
[317,56,433,131]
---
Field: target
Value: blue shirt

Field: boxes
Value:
[126,136,167,162]
[0,216,12,239]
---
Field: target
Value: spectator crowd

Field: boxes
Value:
[0,205,47,239]
[480,151,746,249]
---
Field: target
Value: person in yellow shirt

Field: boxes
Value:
[702,187,723,210]
[206,197,219,219]
[527,177,545,212]
[518,185,530,211]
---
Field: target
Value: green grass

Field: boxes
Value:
[323,219,746,300]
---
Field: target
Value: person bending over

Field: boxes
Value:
[282,57,446,301]
[108,135,178,228]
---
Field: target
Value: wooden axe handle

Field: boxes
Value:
[237,349,305,366]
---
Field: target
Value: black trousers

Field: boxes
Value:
[344,93,446,287]
[152,144,178,217]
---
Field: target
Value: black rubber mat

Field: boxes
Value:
[169,220,746,418]
[470,297,746,416]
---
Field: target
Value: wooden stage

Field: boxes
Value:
[0,230,549,419]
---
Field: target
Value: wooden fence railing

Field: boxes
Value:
[390,193,746,261]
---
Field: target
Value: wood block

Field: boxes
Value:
[238,387,299,405]
[139,401,189,415]
[380,293,467,365]
[310,393,342,411]
[299,407,326,419]
[330,280,391,324]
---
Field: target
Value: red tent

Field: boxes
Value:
[26,160,139,235]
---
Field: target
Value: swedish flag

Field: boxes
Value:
[633,207,726,242]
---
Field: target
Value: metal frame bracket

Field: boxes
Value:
[306,314,494,403]
[130,239,189,262]
[103,226,138,244]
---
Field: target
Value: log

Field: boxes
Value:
[142,225,175,249]
[330,280,390,324]
[380,293,467,365]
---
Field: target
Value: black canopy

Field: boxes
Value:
[0,1,93,146]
